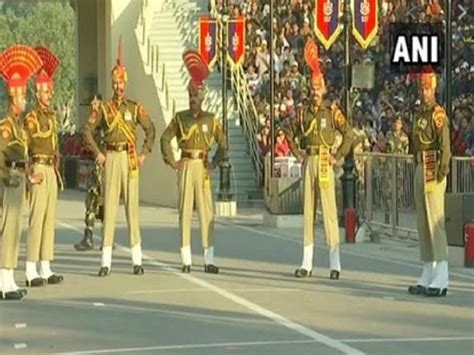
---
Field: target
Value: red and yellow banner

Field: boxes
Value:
[227,17,245,68]
[352,0,378,49]
[314,0,343,50]
[198,16,218,69]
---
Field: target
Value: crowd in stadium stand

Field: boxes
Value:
[211,0,473,163]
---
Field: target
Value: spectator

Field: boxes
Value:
[274,127,291,157]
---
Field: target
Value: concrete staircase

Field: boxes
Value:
[145,0,262,206]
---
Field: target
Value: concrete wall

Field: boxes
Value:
[75,0,178,207]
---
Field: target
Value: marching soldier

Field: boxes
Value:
[74,95,105,251]
[83,37,156,277]
[409,69,451,297]
[0,45,43,299]
[290,39,353,280]
[160,50,227,274]
[24,46,64,287]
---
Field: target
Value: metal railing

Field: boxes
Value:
[353,153,474,239]
[229,65,263,184]
[138,0,175,117]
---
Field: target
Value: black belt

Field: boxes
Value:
[6,161,26,169]
[306,146,320,156]
[32,156,55,165]
[182,151,208,160]
[106,142,128,152]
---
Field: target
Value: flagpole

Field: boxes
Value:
[340,0,356,224]
[269,0,275,178]
[218,0,233,203]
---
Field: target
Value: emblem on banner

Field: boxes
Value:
[352,0,378,49]
[314,0,343,50]
[198,16,218,69]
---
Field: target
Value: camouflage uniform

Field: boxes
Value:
[383,127,410,221]
[74,130,105,251]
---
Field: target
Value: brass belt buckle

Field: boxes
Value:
[191,151,200,159]
[11,161,16,169]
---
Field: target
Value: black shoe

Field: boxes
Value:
[423,287,448,297]
[98,267,110,277]
[46,274,64,285]
[26,278,46,287]
[0,290,23,300]
[181,265,191,273]
[294,268,312,278]
[329,270,340,280]
[408,285,426,295]
[74,234,93,251]
[204,264,219,274]
[133,265,144,275]
[16,288,27,296]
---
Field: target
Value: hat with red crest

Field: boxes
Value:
[419,65,437,90]
[35,45,60,90]
[0,44,42,96]
[304,38,325,90]
[111,36,128,83]
[182,49,210,97]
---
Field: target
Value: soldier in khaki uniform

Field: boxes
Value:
[409,71,451,297]
[289,40,353,280]
[83,38,156,277]
[0,45,43,299]
[160,50,226,274]
[24,46,64,287]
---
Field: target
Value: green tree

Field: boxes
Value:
[0,0,76,130]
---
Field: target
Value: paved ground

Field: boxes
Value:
[1,190,473,355]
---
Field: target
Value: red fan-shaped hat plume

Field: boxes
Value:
[304,38,324,85]
[112,36,128,83]
[183,49,210,89]
[0,44,42,96]
[35,46,60,86]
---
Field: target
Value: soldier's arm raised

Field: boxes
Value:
[434,107,451,181]
[136,104,156,155]
[83,105,104,157]
[160,116,179,168]
[332,106,354,160]
[211,117,227,168]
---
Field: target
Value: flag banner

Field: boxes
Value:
[198,16,218,69]
[227,17,245,68]
[352,0,378,49]
[314,0,343,50]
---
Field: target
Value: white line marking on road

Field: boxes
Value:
[127,287,300,295]
[14,323,27,328]
[52,336,474,354]
[14,343,27,349]
[383,296,395,300]
[221,220,474,281]
[59,221,365,355]
[342,336,474,343]
[92,302,104,307]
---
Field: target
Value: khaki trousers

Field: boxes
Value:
[414,165,448,262]
[303,155,340,247]
[102,151,140,248]
[27,164,57,262]
[178,160,214,248]
[1,170,26,269]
